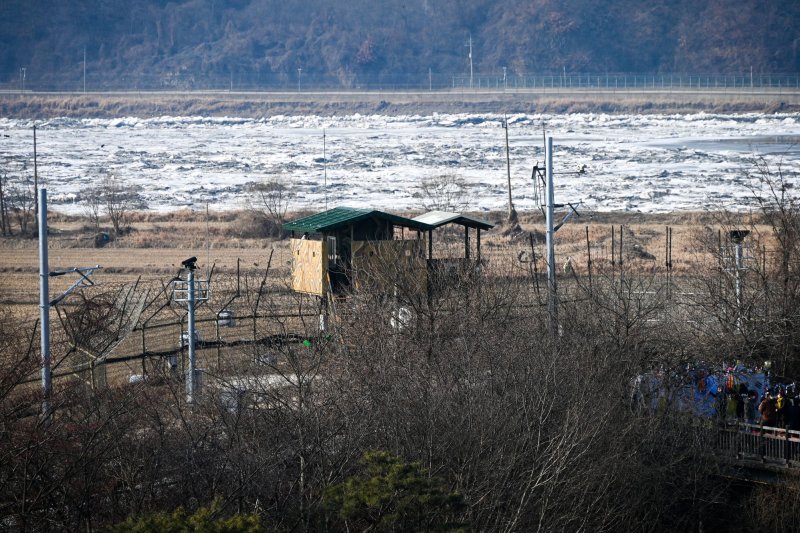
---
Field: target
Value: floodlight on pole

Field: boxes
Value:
[173,257,209,404]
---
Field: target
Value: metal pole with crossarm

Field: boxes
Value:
[545,136,558,337]
[38,188,51,422]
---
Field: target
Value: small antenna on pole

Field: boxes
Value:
[323,129,328,211]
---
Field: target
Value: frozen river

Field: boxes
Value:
[1,112,799,214]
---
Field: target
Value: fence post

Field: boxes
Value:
[785,428,790,464]
[141,324,147,375]
[216,316,221,370]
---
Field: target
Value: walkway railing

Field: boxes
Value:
[716,422,800,466]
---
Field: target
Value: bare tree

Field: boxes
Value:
[101,175,144,236]
[247,178,294,238]
[6,175,36,235]
[416,173,470,212]
[0,172,9,236]
[81,185,103,233]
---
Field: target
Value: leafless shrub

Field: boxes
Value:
[247,178,294,238]
[415,173,470,212]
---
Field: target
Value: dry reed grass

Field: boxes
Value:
[0,208,779,312]
[2,91,798,119]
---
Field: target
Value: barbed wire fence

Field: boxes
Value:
[9,223,799,391]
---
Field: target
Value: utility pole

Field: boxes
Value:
[297,68,302,92]
[730,230,750,332]
[545,136,558,337]
[323,130,328,211]
[38,188,51,423]
[429,67,432,91]
[503,116,517,224]
[503,66,507,90]
[33,124,38,221]
[83,47,86,93]
[173,257,208,404]
[466,35,473,88]
[186,264,197,404]
[20,67,26,92]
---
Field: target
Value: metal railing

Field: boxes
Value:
[716,422,800,465]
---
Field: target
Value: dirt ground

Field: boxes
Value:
[0,208,771,311]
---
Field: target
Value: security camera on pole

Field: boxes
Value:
[173,256,209,404]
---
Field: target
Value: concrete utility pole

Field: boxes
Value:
[545,136,558,336]
[38,188,51,423]
[83,47,86,93]
[466,35,473,88]
[33,124,38,220]
[297,68,302,91]
[730,230,750,332]
[186,265,197,403]
[173,256,207,404]
[503,116,518,224]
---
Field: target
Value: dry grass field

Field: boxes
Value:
[0,207,778,388]
[0,208,774,308]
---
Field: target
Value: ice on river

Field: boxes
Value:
[1,112,799,214]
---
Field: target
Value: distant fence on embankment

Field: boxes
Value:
[2,70,799,93]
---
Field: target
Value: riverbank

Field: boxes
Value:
[2,88,800,119]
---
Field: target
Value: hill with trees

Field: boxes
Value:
[1,0,799,90]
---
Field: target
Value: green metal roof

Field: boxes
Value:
[283,207,433,233]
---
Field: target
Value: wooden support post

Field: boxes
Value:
[428,230,433,260]
[141,325,147,375]
[476,228,481,264]
[529,232,541,297]
[464,226,470,259]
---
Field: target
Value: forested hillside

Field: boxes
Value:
[1,0,798,89]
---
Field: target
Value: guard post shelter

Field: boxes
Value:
[283,207,494,298]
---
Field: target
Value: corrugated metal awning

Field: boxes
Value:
[412,210,494,230]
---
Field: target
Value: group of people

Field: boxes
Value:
[716,383,800,430]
